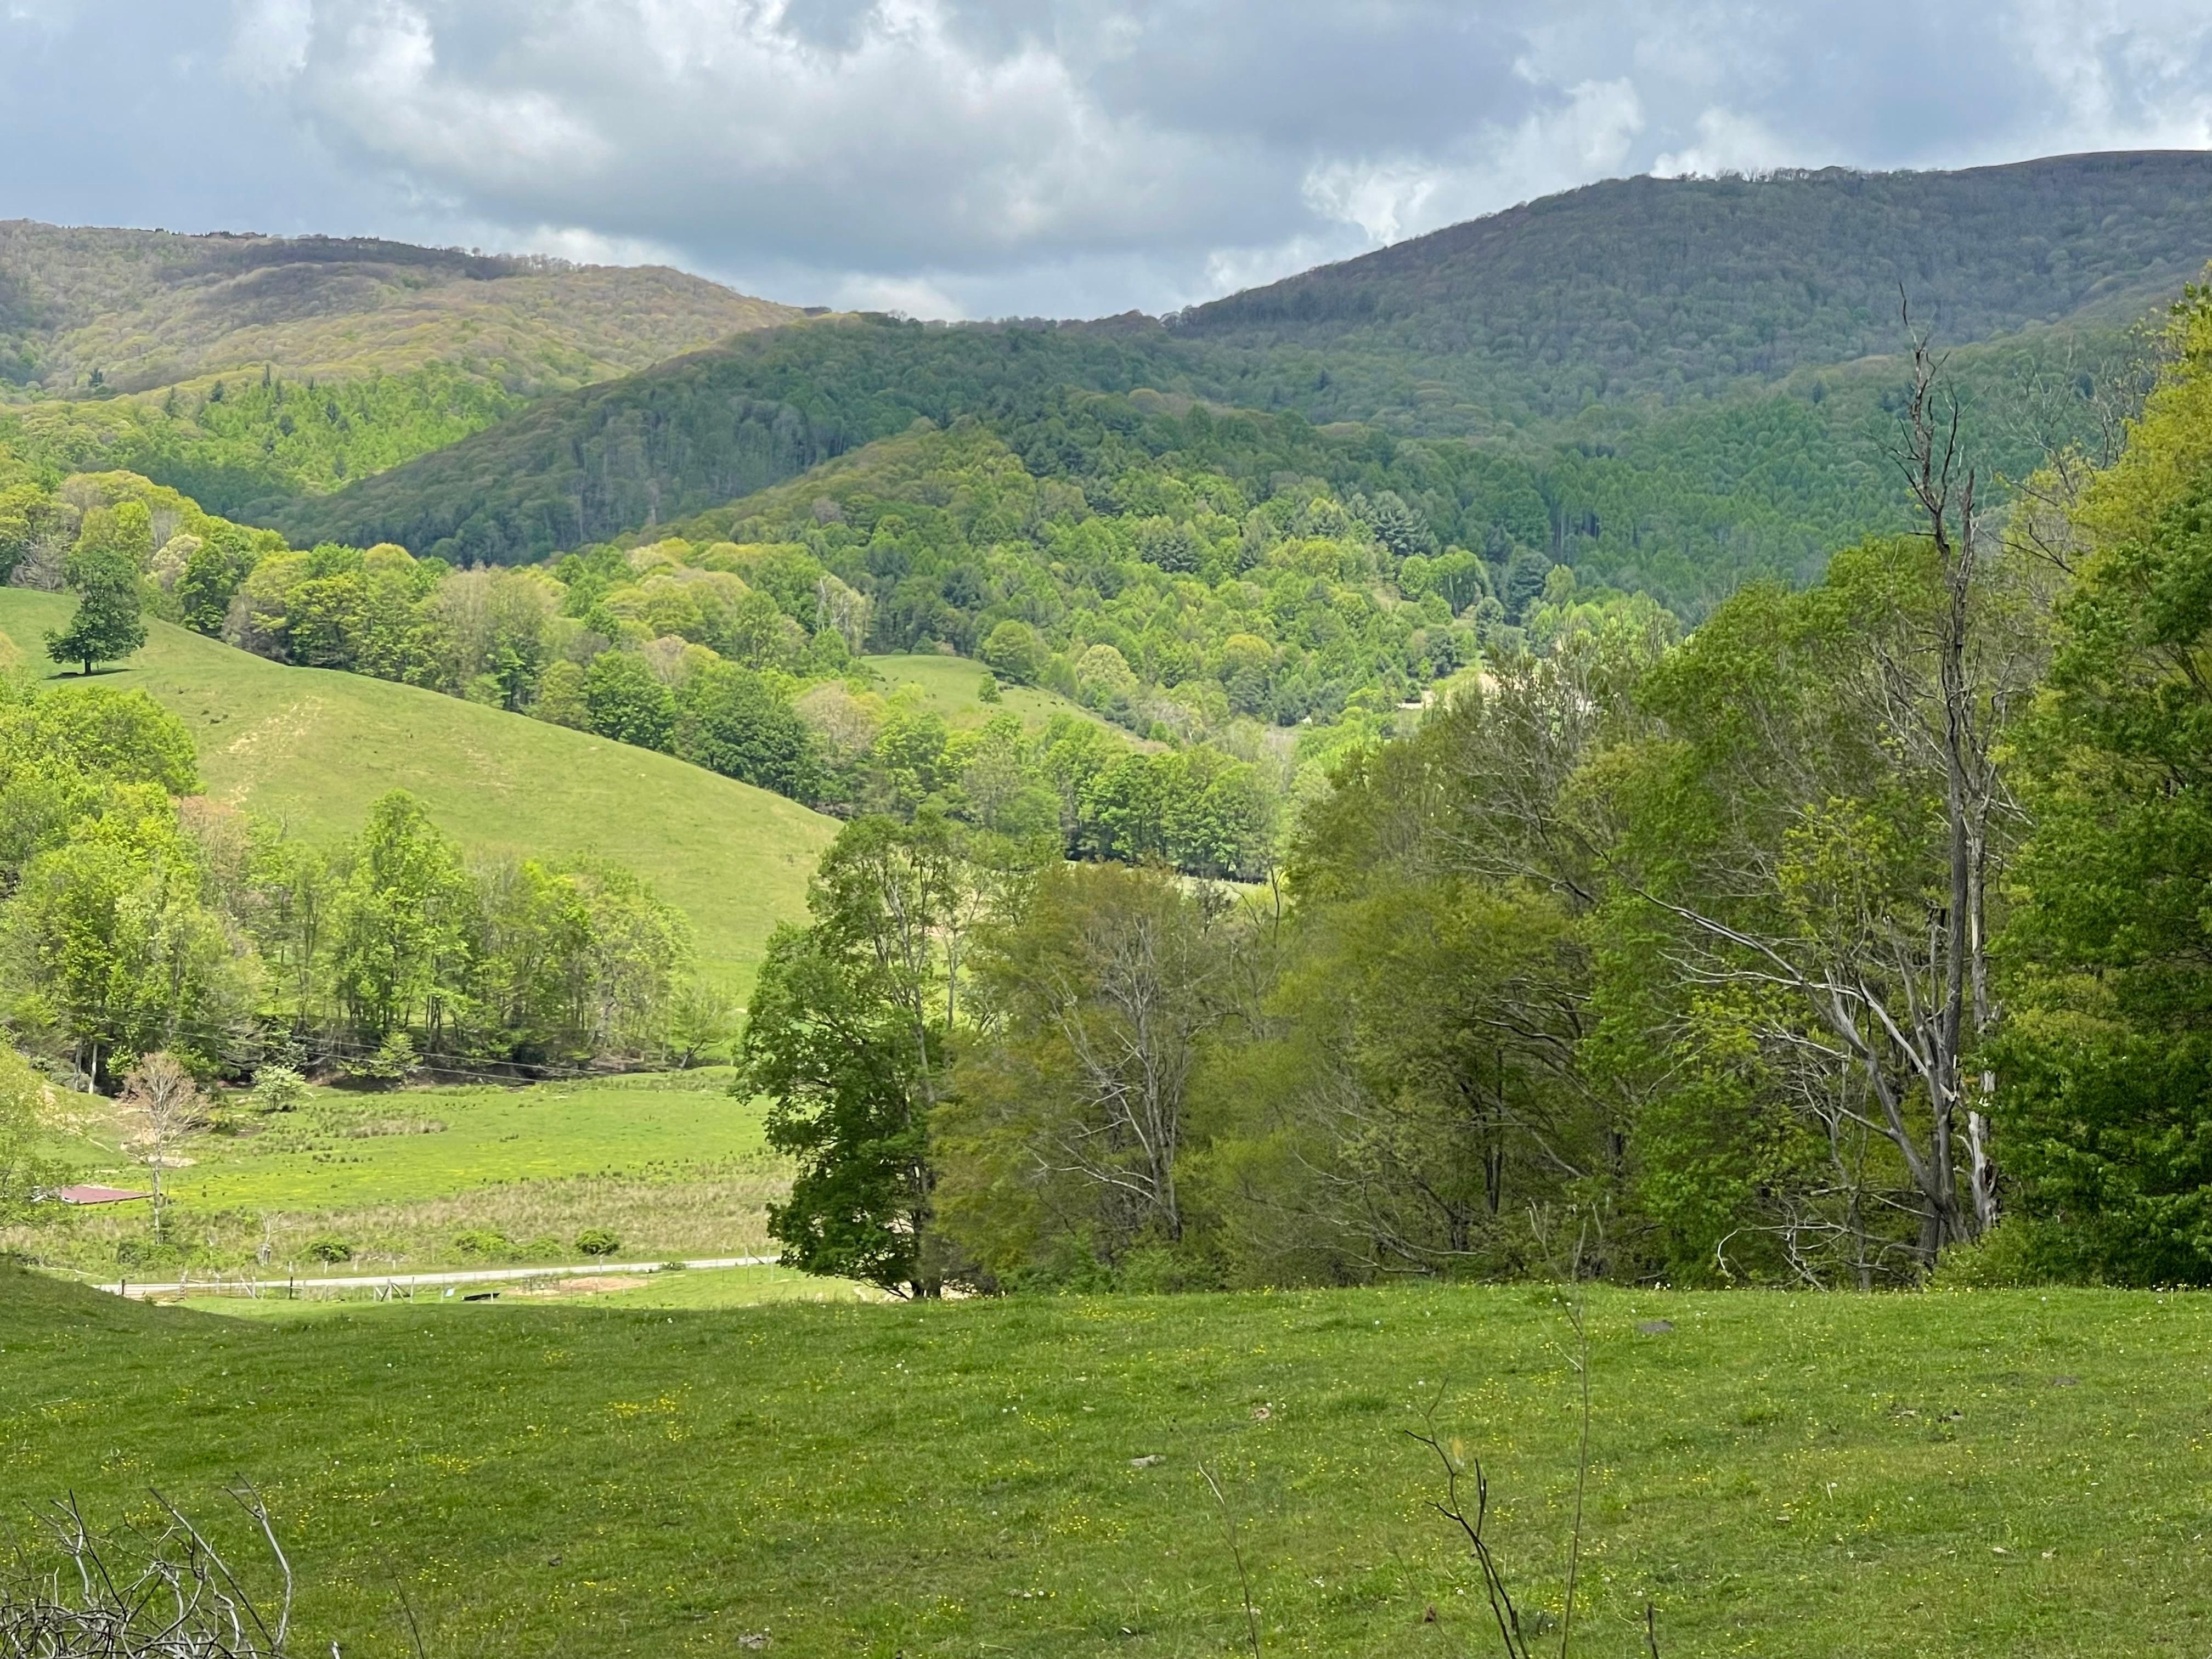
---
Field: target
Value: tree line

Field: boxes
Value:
[0,678,700,1091]
[738,289,2212,1296]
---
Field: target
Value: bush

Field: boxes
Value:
[1925,1219,2070,1289]
[452,1227,510,1257]
[575,1227,622,1257]
[305,1237,352,1264]
[114,1236,180,1272]
[248,1063,311,1114]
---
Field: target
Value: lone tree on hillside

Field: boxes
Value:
[44,505,149,675]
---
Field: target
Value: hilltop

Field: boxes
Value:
[0,221,803,397]
[1175,150,2212,428]
[0,222,808,517]
[0,589,837,989]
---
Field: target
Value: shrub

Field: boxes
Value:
[452,1227,510,1257]
[114,1236,180,1272]
[305,1237,352,1264]
[248,1064,311,1114]
[575,1227,621,1257]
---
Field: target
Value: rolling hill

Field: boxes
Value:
[0,222,810,518]
[0,221,803,397]
[0,590,837,990]
[1173,149,2212,428]
[261,154,2200,592]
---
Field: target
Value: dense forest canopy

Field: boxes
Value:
[737,284,2212,1297]
[1173,151,2212,427]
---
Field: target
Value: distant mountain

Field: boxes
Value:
[215,153,2207,602]
[0,222,803,397]
[1173,150,2212,430]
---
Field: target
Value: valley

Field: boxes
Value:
[10,139,2212,1658]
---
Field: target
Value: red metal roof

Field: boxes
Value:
[50,1184,150,1205]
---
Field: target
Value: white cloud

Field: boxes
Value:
[4,0,2212,316]
[1303,77,1644,244]
[1652,108,1807,178]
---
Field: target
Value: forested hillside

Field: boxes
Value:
[0,222,800,396]
[269,309,2119,613]
[0,222,804,518]
[1174,150,2212,428]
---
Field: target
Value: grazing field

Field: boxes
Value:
[19,1071,785,1278]
[862,651,1154,743]
[176,1262,885,1318]
[0,590,837,987]
[5,1271,2209,1657]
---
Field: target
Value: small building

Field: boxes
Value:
[47,1184,151,1206]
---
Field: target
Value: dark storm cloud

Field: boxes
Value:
[4,0,2211,317]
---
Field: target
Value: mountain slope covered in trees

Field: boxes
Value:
[260,154,2199,595]
[0,222,807,520]
[0,222,802,397]
[1172,150,2212,428]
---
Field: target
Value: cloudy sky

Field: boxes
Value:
[6,0,2212,318]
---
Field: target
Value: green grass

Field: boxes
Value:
[0,591,838,987]
[5,1271,2209,1656]
[174,1262,881,1319]
[862,651,1149,741]
[20,1071,785,1277]
[75,1071,766,1211]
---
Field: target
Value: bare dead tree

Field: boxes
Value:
[3,1487,296,1657]
[116,1053,207,1242]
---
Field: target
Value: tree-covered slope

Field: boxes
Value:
[0,589,836,989]
[269,318,1196,561]
[0,223,809,519]
[0,222,803,397]
[1173,150,2212,428]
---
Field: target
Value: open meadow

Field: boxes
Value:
[860,652,1153,743]
[5,1270,2209,1657]
[15,1071,787,1280]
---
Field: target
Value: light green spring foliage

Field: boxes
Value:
[0,673,697,1085]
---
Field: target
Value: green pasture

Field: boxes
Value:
[21,1073,783,1277]
[0,590,837,989]
[5,1271,2209,1657]
[78,1071,764,1211]
[177,1262,881,1319]
[862,651,1149,742]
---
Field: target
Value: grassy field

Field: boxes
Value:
[176,1262,885,1318]
[5,1271,2209,1657]
[0,591,837,987]
[19,1071,783,1278]
[862,651,1154,743]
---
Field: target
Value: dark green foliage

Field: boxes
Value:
[273,319,1187,563]
[673,659,815,795]
[583,651,675,751]
[1175,152,2212,426]
[1999,406,2212,1280]
[575,1227,620,1257]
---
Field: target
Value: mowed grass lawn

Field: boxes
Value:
[0,590,837,991]
[7,1273,2210,1657]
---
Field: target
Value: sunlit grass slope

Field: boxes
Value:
[0,591,836,986]
[862,651,1147,742]
[63,1071,769,1212]
[5,1274,2209,1657]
